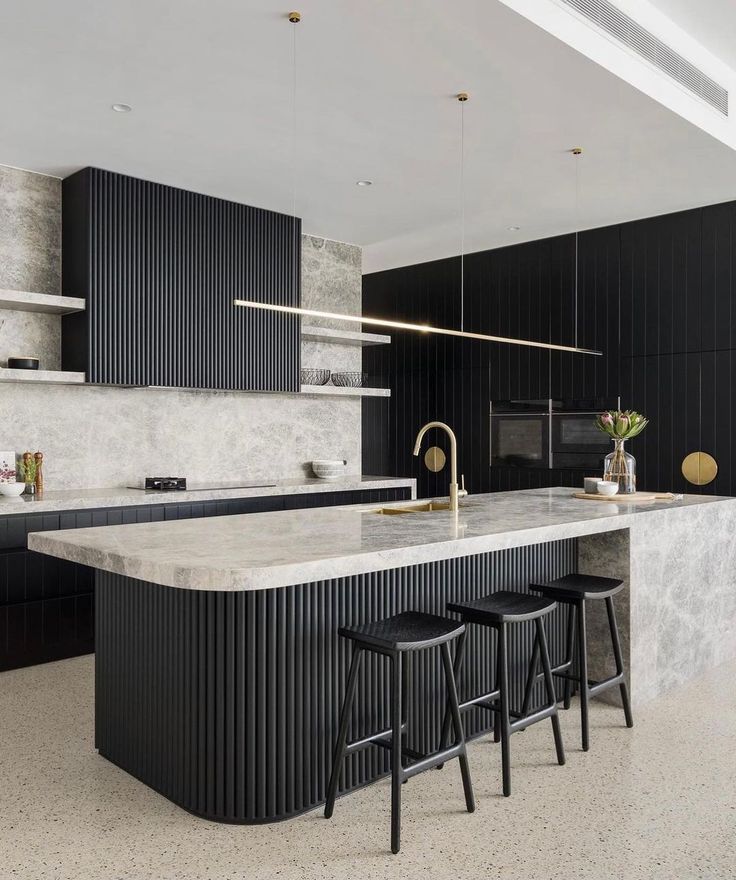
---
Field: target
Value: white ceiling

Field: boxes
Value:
[2,0,736,273]
[648,0,736,72]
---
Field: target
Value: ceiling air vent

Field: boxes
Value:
[560,0,729,115]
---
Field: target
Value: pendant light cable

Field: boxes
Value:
[289,12,300,313]
[458,93,468,332]
[233,59,602,356]
[572,147,582,350]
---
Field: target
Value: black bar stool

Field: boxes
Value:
[441,591,565,797]
[324,610,475,855]
[525,574,634,751]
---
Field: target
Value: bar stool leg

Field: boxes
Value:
[401,651,411,783]
[493,630,502,745]
[520,629,540,721]
[390,651,403,854]
[438,629,467,760]
[536,618,565,766]
[497,623,512,796]
[606,596,634,729]
[324,646,363,818]
[563,604,577,709]
[576,600,590,752]
[440,642,475,813]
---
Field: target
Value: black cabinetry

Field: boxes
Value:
[62,167,300,390]
[0,486,411,672]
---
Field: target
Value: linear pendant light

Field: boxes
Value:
[233,13,602,358]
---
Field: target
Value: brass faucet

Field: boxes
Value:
[412,421,467,512]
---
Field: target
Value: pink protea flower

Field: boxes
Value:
[600,412,613,426]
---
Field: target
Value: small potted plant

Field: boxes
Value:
[17,453,38,495]
[595,409,648,494]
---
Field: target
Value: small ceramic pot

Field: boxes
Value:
[596,480,619,497]
[583,477,600,494]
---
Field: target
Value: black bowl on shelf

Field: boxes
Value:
[301,368,331,386]
[330,371,368,388]
[8,356,39,370]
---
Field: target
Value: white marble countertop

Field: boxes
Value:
[27,487,736,591]
[0,475,416,514]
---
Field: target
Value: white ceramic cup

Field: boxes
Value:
[596,480,619,497]
[583,477,600,494]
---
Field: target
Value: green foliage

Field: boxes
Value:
[595,409,648,441]
[17,456,37,483]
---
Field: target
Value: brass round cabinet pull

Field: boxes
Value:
[681,451,718,486]
[424,446,446,473]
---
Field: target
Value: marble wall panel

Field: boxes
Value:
[0,166,62,368]
[300,236,363,375]
[0,166,364,488]
[0,165,61,294]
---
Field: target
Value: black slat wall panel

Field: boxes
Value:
[619,207,702,357]
[62,167,300,390]
[363,231,618,497]
[0,487,411,671]
[364,199,736,498]
[95,538,576,824]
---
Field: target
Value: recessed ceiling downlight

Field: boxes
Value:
[507,225,521,232]
[111,103,132,113]
[356,180,373,186]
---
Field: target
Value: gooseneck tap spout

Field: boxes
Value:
[412,421,467,512]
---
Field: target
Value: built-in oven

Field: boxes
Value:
[490,397,620,471]
[490,400,550,469]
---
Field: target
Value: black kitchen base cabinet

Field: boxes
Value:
[0,487,411,672]
[95,540,575,823]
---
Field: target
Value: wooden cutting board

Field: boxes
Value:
[572,491,674,503]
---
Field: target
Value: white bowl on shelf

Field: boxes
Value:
[311,460,347,480]
[596,480,619,497]
[0,482,26,497]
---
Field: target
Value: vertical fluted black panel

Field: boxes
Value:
[62,167,300,390]
[95,539,576,824]
[362,229,621,498]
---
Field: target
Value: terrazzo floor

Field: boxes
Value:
[1,655,735,880]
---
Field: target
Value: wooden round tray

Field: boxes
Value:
[572,491,669,503]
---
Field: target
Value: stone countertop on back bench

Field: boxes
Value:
[0,475,416,515]
[26,487,736,592]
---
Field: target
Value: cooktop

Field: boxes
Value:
[126,477,277,493]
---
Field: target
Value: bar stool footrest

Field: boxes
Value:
[588,672,624,697]
[509,702,557,733]
[402,743,464,780]
[345,722,407,755]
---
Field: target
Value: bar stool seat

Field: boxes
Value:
[531,573,624,600]
[339,610,465,652]
[448,590,556,623]
[325,610,474,854]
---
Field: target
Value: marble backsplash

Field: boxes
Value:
[0,165,365,489]
[0,384,361,489]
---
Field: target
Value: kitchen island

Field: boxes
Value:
[28,488,736,823]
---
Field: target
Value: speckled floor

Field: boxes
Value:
[2,655,735,880]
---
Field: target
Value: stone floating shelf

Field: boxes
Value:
[0,368,86,385]
[300,384,390,398]
[301,325,390,346]
[0,289,86,315]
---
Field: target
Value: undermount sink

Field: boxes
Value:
[373,501,451,515]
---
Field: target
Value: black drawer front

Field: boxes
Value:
[0,486,412,671]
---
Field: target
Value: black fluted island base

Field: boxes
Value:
[95,540,575,823]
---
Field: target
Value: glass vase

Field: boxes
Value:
[603,439,636,494]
